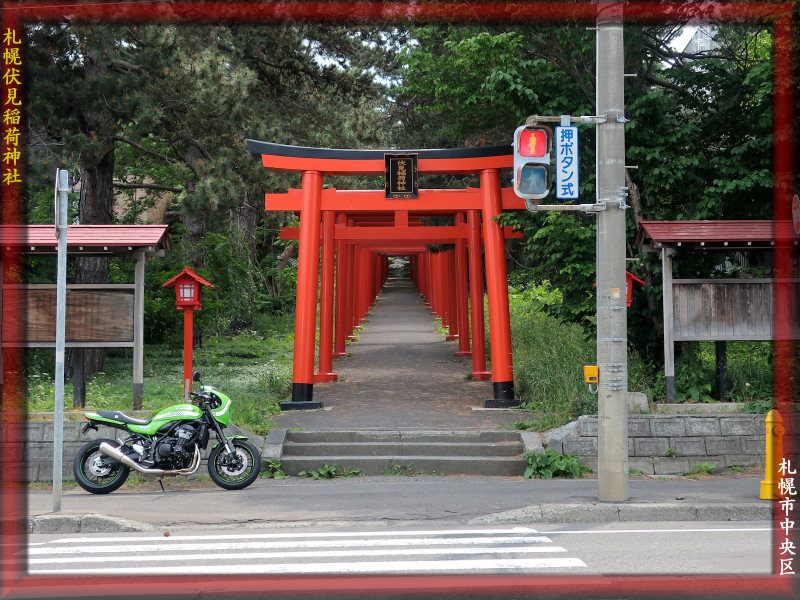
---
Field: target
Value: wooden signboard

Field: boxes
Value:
[672,278,800,341]
[2,284,135,347]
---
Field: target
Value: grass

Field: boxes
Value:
[507,293,597,430]
[683,462,717,478]
[24,325,295,436]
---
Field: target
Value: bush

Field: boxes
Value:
[523,448,591,479]
[26,332,291,436]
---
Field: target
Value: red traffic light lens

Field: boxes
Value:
[518,129,547,157]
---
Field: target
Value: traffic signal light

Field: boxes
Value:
[513,124,552,201]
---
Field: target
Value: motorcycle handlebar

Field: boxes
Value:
[188,391,210,405]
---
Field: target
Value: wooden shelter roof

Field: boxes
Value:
[636,220,798,250]
[0,224,170,256]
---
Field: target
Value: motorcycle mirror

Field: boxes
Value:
[193,371,201,382]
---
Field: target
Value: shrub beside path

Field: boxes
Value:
[268,278,525,431]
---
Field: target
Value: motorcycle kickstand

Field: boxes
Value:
[158,479,166,494]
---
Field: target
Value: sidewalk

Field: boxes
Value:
[269,278,524,430]
[26,474,770,534]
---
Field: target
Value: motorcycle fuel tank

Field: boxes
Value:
[127,403,203,435]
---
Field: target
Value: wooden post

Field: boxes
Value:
[715,341,728,401]
[183,308,193,398]
[289,170,323,408]
[480,168,516,406]
[662,247,676,403]
[72,348,85,408]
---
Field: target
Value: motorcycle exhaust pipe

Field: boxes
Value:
[99,442,202,477]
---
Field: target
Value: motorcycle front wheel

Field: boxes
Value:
[73,438,131,494]
[208,439,261,490]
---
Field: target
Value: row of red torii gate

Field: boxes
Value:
[247,140,526,410]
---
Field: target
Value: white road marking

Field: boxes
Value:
[540,527,772,535]
[47,526,540,544]
[27,535,554,555]
[28,526,586,575]
[34,557,587,576]
[29,544,567,565]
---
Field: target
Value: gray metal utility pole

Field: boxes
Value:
[53,169,69,512]
[595,0,629,501]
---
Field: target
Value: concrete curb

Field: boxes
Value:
[469,502,771,525]
[27,513,153,534]
[26,501,771,534]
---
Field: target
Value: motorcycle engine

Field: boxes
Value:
[155,424,197,468]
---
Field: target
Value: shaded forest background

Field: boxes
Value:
[21,5,796,403]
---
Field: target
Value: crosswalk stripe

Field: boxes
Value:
[47,526,541,544]
[27,535,554,556]
[29,544,568,565]
[34,557,587,576]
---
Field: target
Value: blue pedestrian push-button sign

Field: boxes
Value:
[555,126,579,200]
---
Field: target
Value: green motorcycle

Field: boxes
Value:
[73,372,261,494]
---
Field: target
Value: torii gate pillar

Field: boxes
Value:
[290,170,323,408]
[481,169,515,406]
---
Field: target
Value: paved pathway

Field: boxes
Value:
[269,278,525,431]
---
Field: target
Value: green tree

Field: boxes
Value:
[25,21,403,339]
[395,22,775,361]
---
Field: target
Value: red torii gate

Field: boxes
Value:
[248,140,524,409]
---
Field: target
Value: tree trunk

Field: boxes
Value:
[70,33,116,384]
[180,145,209,267]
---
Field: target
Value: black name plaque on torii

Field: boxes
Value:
[384,153,418,199]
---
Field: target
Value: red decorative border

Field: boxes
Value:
[1,2,796,598]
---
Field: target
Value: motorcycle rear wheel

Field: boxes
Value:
[208,439,261,490]
[73,438,130,494]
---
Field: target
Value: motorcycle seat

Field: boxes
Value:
[95,410,152,426]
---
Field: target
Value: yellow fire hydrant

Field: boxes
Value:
[759,409,785,500]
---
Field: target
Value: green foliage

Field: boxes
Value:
[743,398,773,414]
[385,464,423,476]
[25,21,401,338]
[500,211,596,326]
[720,342,773,403]
[25,332,291,435]
[298,464,361,479]
[523,448,591,480]
[649,341,774,404]
[507,287,596,429]
[261,459,286,480]
[666,448,678,458]
[683,462,717,477]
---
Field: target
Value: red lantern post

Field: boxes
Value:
[162,267,214,398]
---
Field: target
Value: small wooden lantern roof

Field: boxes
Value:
[162,267,215,290]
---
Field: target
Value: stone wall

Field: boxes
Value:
[6,413,799,481]
[542,414,799,475]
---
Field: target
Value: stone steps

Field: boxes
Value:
[277,430,527,476]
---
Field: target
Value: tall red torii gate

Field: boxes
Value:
[247,140,524,410]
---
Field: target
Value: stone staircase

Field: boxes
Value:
[275,430,527,477]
